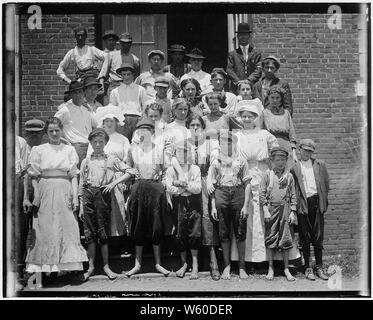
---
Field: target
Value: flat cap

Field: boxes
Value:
[299,138,316,152]
[119,32,132,42]
[88,127,109,142]
[148,50,165,59]
[135,119,155,130]
[103,30,119,41]
[154,76,170,88]
[270,146,289,157]
[25,118,45,132]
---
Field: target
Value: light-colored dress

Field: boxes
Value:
[86,132,131,236]
[26,143,88,272]
[232,129,299,262]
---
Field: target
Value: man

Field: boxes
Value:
[163,44,191,80]
[98,32,141,104]
[55,80,98,167]
[290,139,330,281]
[226,22,262,94]
[135,49,180,99]
[57,27,106,83]
[83,75,103,114]
[110,63,150,141]
[102,29,119,53]
[180,48,212,93]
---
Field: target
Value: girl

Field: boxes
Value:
[180,78,206,117]
[186,115,220,280]
[262,86,297,168]
[26,117,88,286]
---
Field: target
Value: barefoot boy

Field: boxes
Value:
[259,146,297,281]
[207,130,251,280]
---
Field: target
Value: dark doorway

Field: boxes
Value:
[167,14,228,73]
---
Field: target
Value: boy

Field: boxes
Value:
[152,77,173,123]
[164,141,202,280]
[109,63,150,141]
[79,128,136,281]
[259,146,297,281]
[290,139,329,280]
[207,130,251,280]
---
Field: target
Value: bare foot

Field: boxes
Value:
[221,265,231,280]
[284,268,295,281]
[103,266,118,280]
[190,267,199,280]
[176,263,188,278]
[239,268,249,279]
[82,268,95,282]
[266,267,274,281]
[125,264,141,277]
[155,264,171,277]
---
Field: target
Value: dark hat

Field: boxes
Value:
[186,48,205,60]
[116,63,136,74]
[135,119,155,130]
[262,55,281,69]
[235,22,253,34]
[88,128,109,142]
[102,30,119,41]
[168,44,186,53]
[119,32,133,43]
[74,26,87,35]
[64,80,84,94]
[211,67,228,79]
[148,49,165,60]
[270,146,289,158]
[25,118,45,132]
[154,76,169,88]
[83,76,102,89]
[299,138,316,152]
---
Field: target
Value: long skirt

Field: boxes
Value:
[128,180,172,246]
[26,177,88,273]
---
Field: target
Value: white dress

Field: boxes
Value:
[230,129,300,262]
[87,132,131,236]
[26,143,88,272]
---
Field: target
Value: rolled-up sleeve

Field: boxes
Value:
[57,50,74,82]
[27,146,42,178]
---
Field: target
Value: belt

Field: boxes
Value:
[72,142,89,146]
[217,184,243,189]
[41,170,69,179]
[307,194,319,199]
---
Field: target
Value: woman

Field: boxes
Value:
[180,78,206,117]
[262,86,297,167]
[87,106,130,238]
[203,92,232,132]
[230,101,299,266]
[186,115,220,280]
[26,117,88,284]
[253,55,293,116]
[126,119,172,277]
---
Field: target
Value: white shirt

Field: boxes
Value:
[300,159,318,198]
[180,70,213,93]
[109,82,150,116]
[55,101,98,144]
[240,45,250,61]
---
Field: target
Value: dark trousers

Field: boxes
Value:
[215,185,247,242]
[298,194,324,267]
[82,186,111,245]
[172,194,202,252]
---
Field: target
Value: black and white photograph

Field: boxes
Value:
[2,0,370,302]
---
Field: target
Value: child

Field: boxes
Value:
[259,146,297,281]
[79,128,136,281]
[164,140,202,280]
[236,80,264,129]
[207,130,251,280]
[153,77,173,123]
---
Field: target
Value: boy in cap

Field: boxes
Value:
[99,32,141,103]
[290,139,329,280]
[79,128,137,281]
[135,50,180,99]
[164,44,191,79]
[259,146,298,281]
[207,130,252,280]
[55,80,98,168]
[152,77,173,123]
[102,30,119,53]
[164,140,202,280]
[109,63,150,141]
[226,22,262,94]
[180,48,212,93]
[83,75,103,113]
[57,26,106,84]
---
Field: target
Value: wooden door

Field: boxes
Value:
[101,14,167,73]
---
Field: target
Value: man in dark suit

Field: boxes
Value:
[290,139,330,281]
[226,22,262,93]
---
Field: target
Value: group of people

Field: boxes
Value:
[14,22,330,289]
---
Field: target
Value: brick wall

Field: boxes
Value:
[253,13,364,255]
[20,14,96,135]
[19,13,365,255]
